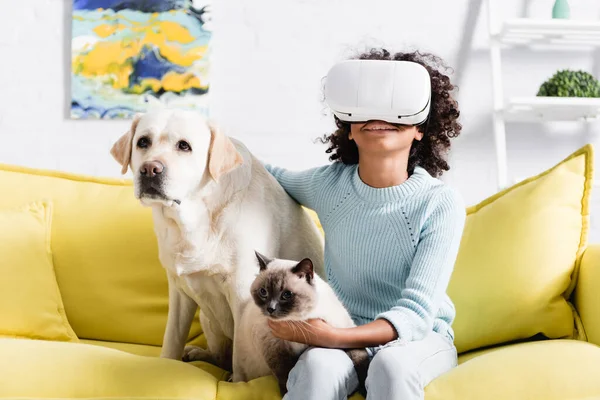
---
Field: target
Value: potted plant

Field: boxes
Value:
[537,70,600,98]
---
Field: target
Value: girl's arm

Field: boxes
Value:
[268,318,397,348]
[263,163,330,210]
[269,188,466,348]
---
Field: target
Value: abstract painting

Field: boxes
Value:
[71,0,212,119]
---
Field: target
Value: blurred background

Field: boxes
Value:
[0,0,598,238]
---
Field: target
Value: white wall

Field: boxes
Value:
[0,0,598,239]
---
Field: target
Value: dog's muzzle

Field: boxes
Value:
[139,161,167,197]
[137,161,181,206]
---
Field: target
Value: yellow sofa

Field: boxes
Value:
[1,145,599,400]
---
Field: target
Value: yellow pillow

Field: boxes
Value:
[0,200,78,342]
[449,145,593,354]
[0,165,202,346]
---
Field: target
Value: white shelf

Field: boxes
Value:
[485,0,600,189]
[494,18,600,48]
[503,97,600,122]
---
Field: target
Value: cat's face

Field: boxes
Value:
[250,252,317,320]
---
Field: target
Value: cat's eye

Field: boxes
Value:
[137,137,151,149]
[259,288,268,298]
[177,140,192,152]
[281,290,293,300]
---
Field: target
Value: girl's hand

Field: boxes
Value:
[268,318,339,348]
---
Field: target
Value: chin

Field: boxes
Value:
[360,137,405,149]
[139,194,178,208]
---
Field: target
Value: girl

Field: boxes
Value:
[265,48,465,400]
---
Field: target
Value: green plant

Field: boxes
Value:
[537,69,600,97]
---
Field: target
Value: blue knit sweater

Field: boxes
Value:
[265,162,466,342]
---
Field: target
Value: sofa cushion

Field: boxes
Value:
[0,201,78,342]
[79,333,207,358]
[6,338,596,400]
[0,164,202,346]
[80,339,162,357]
[448,145,593,353]
[575,244,600,347]
[426,339,600,399]
[0,338,219,399]
[0,338,360,400]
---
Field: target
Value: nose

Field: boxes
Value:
[267,306,276,314]
[140,161,164,178]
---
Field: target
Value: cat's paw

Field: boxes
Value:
[182,345,215,363]
[231,372,245,383]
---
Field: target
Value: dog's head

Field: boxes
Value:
[110,109,243,207]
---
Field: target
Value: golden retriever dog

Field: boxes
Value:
[110,109,324,381]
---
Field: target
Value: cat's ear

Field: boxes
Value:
[255,251,272,271]
[292,258,314,284]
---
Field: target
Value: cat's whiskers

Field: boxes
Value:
[286,320,310,344]
[298,319,327,334]
[296,320,313,342]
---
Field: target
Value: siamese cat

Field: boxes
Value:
[234,251,369,395]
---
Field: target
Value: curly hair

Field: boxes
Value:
[321,48,461,178]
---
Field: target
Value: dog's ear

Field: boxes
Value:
[255,251,272,271]
[207,122,243,181]
[111,113,142,175]
[292,258,314,284]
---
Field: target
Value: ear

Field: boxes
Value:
[111,114,142,175]
[207,122,244,181]
[255,251,272,271]
[414,124,425,141]
[292,258,314,284]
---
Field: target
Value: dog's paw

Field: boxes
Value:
[182,345,215,363]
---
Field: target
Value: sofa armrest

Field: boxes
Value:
[574,244,600,346]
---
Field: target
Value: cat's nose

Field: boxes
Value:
[267,306,276,314]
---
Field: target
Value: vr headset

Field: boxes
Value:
[324,60,431,125]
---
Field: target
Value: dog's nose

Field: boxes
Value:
[140,161,164,178]
[267,306,276,314]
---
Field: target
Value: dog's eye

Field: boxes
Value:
[177,140,192,152]
[259,288,268,298]
[137,137,150,149]
[281,291,293,300]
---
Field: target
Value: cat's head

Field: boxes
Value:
[250,251,317,320]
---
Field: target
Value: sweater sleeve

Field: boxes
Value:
[263,163,330,211]
[376,188,466,342]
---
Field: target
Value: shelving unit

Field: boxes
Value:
[495,18,600,48]
[504,96,600,122]
[486,1,600,189]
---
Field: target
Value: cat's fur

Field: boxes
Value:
[235,252,370,395]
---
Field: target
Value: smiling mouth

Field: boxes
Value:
[362,121,400,132]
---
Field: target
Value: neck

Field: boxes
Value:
[358,152,410,188]
[158,198,209,235]
[159,163,251,235]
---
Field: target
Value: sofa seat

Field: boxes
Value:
[0,339,217,400]
[79,338,206,358]
[0,338,598,400]
[427,339,600,400]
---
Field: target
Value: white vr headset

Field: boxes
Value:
[324,60,431,125]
